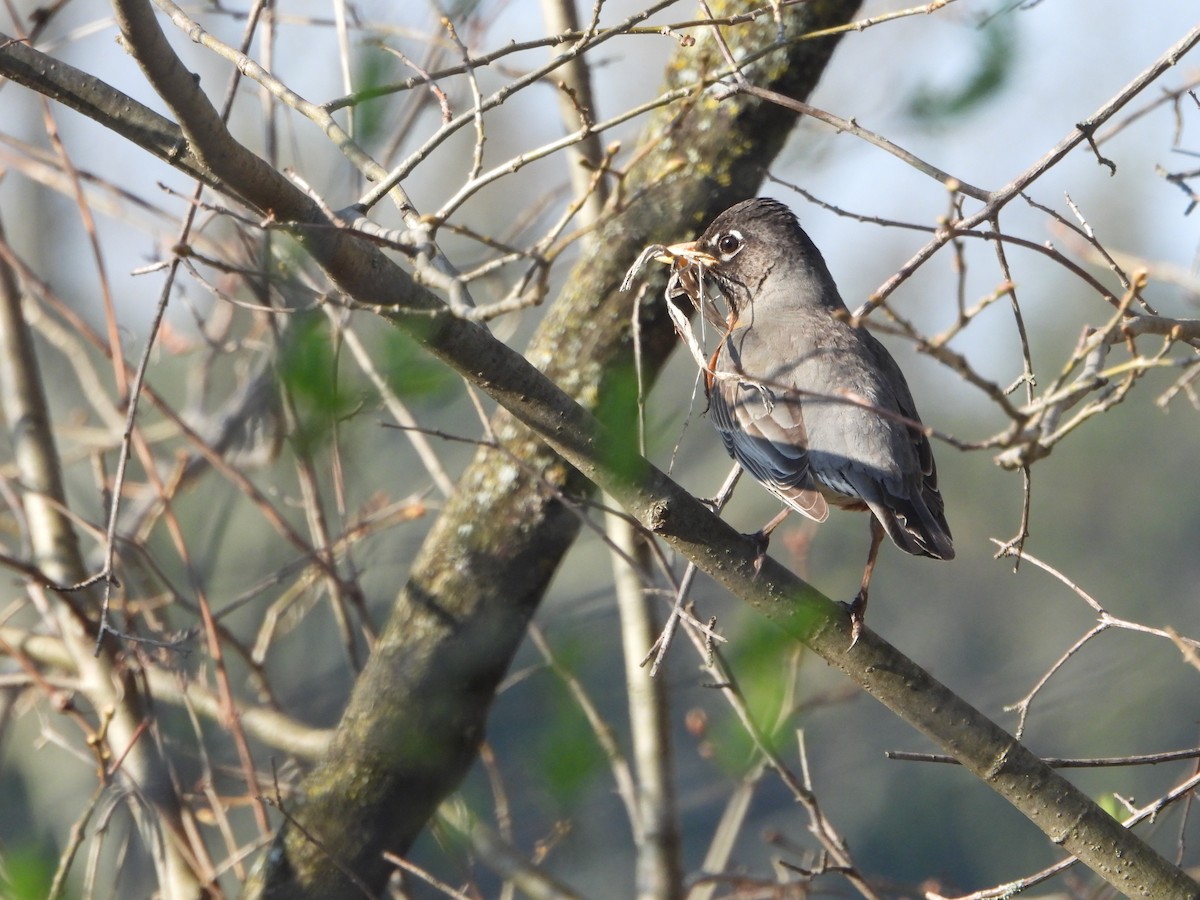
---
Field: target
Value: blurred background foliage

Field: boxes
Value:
[0,0,1198,897]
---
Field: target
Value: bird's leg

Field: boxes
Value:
[702,463,743,511]
[749,507,791,573]
[848,517,886,647]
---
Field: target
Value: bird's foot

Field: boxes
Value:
[746,529,771,574]
[842,591,867,649]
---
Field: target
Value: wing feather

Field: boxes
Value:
[709,364,828,522]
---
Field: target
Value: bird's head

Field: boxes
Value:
[657,198,841,319]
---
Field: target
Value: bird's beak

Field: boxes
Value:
[655,240,718,267]
[650,239,729,330]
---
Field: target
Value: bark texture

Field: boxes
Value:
[8,3,1190,896]
[250,3,863,896]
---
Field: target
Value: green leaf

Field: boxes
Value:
[352,49,398,145]
[536,644,608,809]
[277,312,357,451]
[907,12,1016,125]
[1096,792,1123,819]
[709,616,799,772]
[594,362,647,486]
[381,329,455,401]
[4,839,58,900]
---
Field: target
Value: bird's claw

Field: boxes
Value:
[746,529,770,574]
[844,592,867,649]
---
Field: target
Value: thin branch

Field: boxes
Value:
[733,83,991,201]
[859,21,1200,315]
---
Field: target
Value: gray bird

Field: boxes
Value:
[663,197,953,639]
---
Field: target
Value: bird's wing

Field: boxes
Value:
[830,333,954,560]
[709,358,829,522]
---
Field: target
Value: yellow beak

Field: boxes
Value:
[655,240,718,267]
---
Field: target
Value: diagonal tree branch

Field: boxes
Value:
[245,3,882,896]
[5,1,1195,897]
[0,34,213,188]
[108,0,1200,896]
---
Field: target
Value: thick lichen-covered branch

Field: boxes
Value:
[246,2,867,896]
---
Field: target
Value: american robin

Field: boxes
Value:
[660,197,953,641]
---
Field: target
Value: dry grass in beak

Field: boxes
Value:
[621,240,730,380]
[659,244,726,330]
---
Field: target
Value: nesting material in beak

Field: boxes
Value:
[620,235,731,398]
[655,241,725,328]
[655,240,718,267]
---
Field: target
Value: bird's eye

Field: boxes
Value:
[716,232,742,257]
